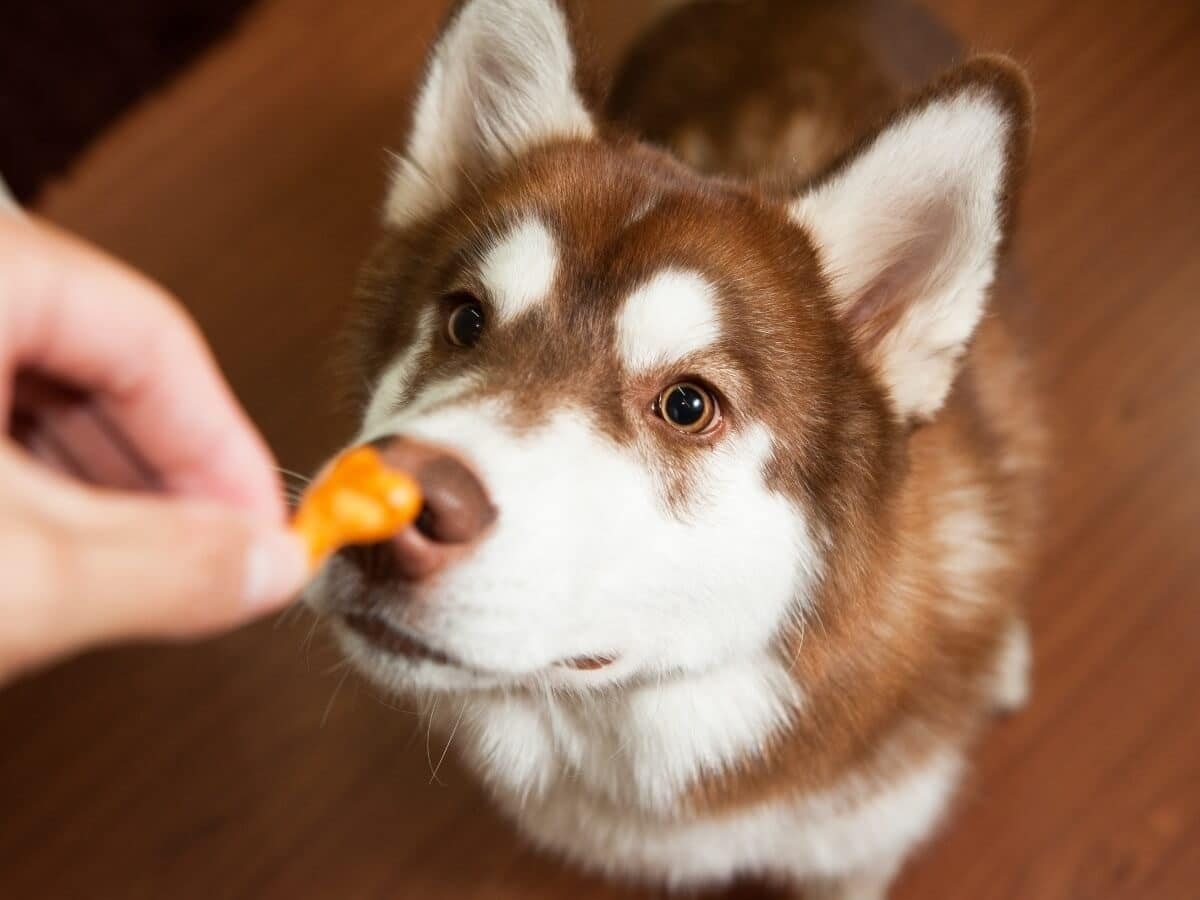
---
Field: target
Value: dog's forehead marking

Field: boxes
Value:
[618,269,722,373]
[479,217,559,323]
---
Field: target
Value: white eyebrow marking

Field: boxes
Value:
[479,218,559,323]
[617,269,722,372]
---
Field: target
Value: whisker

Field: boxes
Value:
[273,601,310,631]
[425,696,443,784]
[301,614,324,667]
[430,701,467,784]
[369,690,420,716]
[321,667,353,728]
[275,466,313,485]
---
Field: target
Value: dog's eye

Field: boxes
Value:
[445,296,485,348]
[656,382,718,434]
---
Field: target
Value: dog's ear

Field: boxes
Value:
[385,0,595,226]
[791,57,1033,422]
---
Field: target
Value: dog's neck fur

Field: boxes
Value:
[452,649,801,815]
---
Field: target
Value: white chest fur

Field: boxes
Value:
[447,656,962,888]
[456,653,801,814]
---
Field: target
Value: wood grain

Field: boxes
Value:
[2,1,1198,897]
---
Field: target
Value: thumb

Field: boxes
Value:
[43,490,309,652]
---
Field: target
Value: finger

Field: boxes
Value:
[0,217,284,522]
[0,444,305,682]
[9,405,90,480]
[11,373,157,491]
[27,488,310,663]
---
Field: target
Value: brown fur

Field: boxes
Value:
[343,0,1044,880]
[351,137,889,515]
[603,1,1043,812]
[608,0,961,184]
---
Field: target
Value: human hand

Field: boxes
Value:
[0,216,307,684]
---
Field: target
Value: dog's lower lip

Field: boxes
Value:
[342,612,613,676]
[342,612,455,666]
[562,655,616,671]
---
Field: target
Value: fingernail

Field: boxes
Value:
[243,530,309,609]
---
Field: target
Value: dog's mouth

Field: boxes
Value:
[342,611,457,667]
[563,655,615,671]
[340,611,616,675]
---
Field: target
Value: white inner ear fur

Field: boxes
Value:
[790,89,1012,420]
[618,269,722,373]
[386,0,594,227]
[480,218,560,322]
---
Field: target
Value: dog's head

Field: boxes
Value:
[307,0,1031,695]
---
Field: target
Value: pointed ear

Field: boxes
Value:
[385,0,596,226]
[790,57,1033,422]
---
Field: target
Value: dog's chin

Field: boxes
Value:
[330,618,509,693]
[330,616,627,696]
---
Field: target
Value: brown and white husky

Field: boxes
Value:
[308,1,1045,896]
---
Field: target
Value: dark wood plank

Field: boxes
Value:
[2,1,1198,897]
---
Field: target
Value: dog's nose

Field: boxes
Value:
[347,436,495,582]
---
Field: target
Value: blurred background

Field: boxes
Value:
[1,1,1198,897]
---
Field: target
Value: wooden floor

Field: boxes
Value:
[3,1,1198,897]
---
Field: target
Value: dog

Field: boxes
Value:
[307,1,1044,896]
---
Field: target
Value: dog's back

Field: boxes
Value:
[609,0,960,182]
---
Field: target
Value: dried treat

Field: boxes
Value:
[291,446,422,567]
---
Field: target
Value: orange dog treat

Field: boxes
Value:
[291,446,423,568]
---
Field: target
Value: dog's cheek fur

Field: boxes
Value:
[349,396,821,684]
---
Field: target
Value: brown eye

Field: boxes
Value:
[445,297,485,348]
[656,382,718,434]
